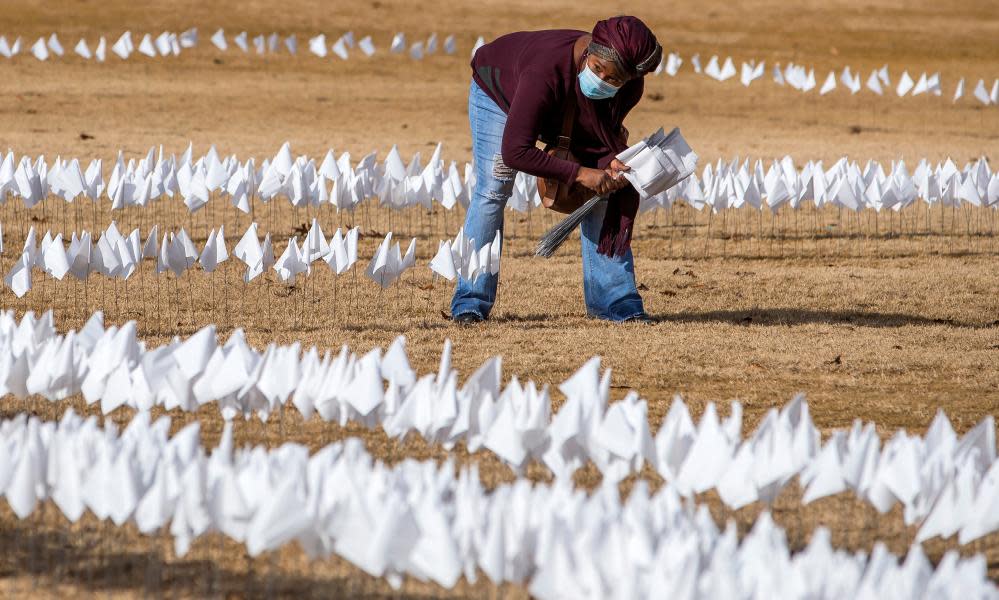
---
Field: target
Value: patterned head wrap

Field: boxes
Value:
[590,16,662,77]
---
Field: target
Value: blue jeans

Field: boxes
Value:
[451,81,645,322]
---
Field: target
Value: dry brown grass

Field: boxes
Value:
[2,0,999,596]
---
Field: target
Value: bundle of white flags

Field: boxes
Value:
[616,127,699,200]
[536,127,698,258]
[1,410,997,599]
[429,227,501,282]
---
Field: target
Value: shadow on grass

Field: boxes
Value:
[653,308,995,329]
[489,312,551,324]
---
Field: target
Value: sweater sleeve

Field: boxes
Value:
[500,72,580,186]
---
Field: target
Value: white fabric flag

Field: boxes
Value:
[210,29,227,51]
[74,39,92,59]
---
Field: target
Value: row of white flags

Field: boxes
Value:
[653,53,999,106]
[1,218,506,297]
[4,29,996,107]
[0,142,485,213]
[2,143,997,218]
[2,411,995,599]
[647,153,999,214]
[1,29,467,62]
[2,309,998,546]
[0,219,433,297]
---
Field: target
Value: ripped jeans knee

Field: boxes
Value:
[482,152,516,203]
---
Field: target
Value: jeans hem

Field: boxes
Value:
[586,299,646,322]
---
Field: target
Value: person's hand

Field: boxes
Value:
[606,158,630,177]
[607,158,631,174]
[575,166,618,195]
[604,159,631,192]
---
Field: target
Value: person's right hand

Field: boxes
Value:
[575,167,617,196]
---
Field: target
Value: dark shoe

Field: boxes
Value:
[624,313,657,324]
[453,312,484,325]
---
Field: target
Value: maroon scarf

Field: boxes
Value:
[587,16,661,257]
[574,93,641,258]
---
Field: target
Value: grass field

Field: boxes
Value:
[2,0,999,596]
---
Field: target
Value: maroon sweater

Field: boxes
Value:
[471,29,644,186]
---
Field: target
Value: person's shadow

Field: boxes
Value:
[650,308,994,329]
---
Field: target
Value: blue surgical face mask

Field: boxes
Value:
[578,63,621,100]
